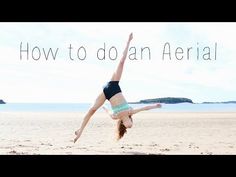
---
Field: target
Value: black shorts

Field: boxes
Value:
[103,81,122,100]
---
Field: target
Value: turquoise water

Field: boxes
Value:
[0,103,236,112]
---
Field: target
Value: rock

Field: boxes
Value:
[0,99,6,104]
[138,97,193,104]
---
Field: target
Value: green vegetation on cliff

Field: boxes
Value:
[134,97,193,104]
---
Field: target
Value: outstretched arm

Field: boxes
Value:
[111,33,133,81]
[104,103,162,120]
[131,103,162,115]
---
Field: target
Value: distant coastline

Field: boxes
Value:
[1,98,236,105]
[129,97,193,104]
[129,97,236,104]
[0,99,6,104]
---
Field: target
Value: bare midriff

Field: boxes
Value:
[109,92,127,107]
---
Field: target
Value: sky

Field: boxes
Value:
[0,22,236,103]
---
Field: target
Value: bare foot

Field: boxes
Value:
[74,136,79,143]
[74,129,82,143]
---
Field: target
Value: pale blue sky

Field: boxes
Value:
[0,22,236,103]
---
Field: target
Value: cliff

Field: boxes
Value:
[134,97,193,104]
[0,99,6,104]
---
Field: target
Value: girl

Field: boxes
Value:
[74,33,161,143]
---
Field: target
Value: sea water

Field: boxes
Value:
[0,103,236,112]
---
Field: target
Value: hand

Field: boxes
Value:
[128,33,133,42]
[102,106,109,113]
[74,129,83,143]
[155,103,162,108]
[111,114,119,120]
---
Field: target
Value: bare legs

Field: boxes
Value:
[74,33,133,143]
[74,92,106,143]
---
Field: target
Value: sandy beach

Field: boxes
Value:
[0,111,236,155]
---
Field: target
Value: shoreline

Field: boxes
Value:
[2,102,236,113]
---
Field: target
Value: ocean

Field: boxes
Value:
[0,103,236,112]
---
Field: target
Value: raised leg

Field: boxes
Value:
[111,33,133,81]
